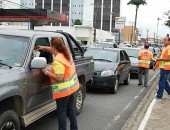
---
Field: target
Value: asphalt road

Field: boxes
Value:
[23,70,159,130]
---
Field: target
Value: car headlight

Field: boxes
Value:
[101,70,114,76]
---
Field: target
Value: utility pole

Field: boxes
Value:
[109,0,113,32]
[93,15,96,43]
[146,29,149,43]
[156,17,161,44]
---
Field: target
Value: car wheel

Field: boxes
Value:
[74,83,84,115]
[124,73,130,85]
[110,77,119,94]
[0,109,20,130]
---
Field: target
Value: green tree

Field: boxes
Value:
[165,11,170,27]
[127,0,147,41]
[73,19,82,25]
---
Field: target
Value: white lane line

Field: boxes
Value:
[104,71,159,130]
[104,87,145,130]
[138,99,156,130]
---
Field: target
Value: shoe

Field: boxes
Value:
[155,96,162,101]
[138,83,143,86]
[144,85,148,87]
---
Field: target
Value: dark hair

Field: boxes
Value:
[168,37,170,41]
[144,43,149,49]
[51,37,71,61]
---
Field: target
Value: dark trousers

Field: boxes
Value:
[138,67,149,86]
[56,93,78,130]
[156,68,170,99]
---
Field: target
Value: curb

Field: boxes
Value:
[122,71,159,130]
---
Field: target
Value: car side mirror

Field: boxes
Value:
[30,57,47,69]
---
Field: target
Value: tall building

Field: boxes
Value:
[94,0,121,32]
[34,0,94,26]
[35,0,70,26]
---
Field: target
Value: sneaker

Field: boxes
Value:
[138,83,143,86]
[144,85,148,87]
[155,96,162,101]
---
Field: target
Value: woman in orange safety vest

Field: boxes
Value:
[35,37,79,130]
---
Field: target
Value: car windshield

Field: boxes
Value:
[125,49,140,58]
[84,49,118,62]
[0,35,29,67]
[96,43,113,48]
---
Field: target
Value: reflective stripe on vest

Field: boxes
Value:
[139,59,150,65]
[51,72,79,94]
[162,46,170,70]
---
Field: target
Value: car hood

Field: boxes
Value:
[94,61,117,71]
[129,57,139,64]
[0,67,23,83]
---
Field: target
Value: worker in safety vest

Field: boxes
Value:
[138,43,153,87]
[35,37,79,130]
[155,37,170,100]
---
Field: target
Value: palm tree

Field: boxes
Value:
[127,0,147,42]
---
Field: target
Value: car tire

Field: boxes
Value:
[0,109,20,130]
[74,83,84,115]
[110,77,118,94]
[124,73,130,85]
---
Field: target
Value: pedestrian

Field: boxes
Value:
[138,43,153,87]
[155,37,170,100]
[35,37,79,130]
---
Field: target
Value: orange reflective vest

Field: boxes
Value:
[138,49,153,68]
[162,45,170,70]
[50,53,79,99]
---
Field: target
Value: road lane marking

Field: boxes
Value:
[138,99,156,130]
[104,71,159,130]
[137,71,159,130]
[104,87,145,130]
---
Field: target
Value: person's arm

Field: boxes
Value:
[35,46,54,54]
[42,61,65,82]
[42,68,64,81]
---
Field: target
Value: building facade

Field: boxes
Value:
[94,0,121,32]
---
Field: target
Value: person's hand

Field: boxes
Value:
[34,46,44,51]
[42,67,48,74]
[153,67,156,71]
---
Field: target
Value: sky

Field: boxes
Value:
[121,0,170,38]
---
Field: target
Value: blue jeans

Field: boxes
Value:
[156,68,170,99]
[56,93,78,130]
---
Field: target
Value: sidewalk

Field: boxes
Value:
[138,92,170,130]
[122,79,170,130]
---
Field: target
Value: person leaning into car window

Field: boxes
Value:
[35,37,79,130]
[138,43,153,87]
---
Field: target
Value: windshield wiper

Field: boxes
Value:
[0,60,12,69]
[94,59,112,62]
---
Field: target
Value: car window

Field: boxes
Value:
[0,35,29,66]
[84,49,118,62]
[122,50,130,61]
[120,51,125,61]
[124,49,139,58]
[35,38,53,64]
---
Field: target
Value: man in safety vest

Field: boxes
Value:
[138,43,153,87]
[155,37,170,100]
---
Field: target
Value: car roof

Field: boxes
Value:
[0,29,64,37]
[86,47,123,52]
[120,47,141,50]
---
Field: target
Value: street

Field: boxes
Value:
[23,70,158,130]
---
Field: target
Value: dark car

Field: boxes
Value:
[121,47,141,78]
[85,48,131,94]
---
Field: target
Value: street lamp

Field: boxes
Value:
[156,17,161,43]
